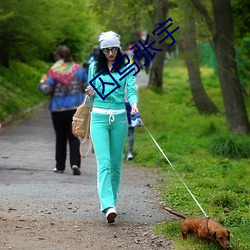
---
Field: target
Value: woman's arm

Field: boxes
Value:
[126,71,138,115]
[39,76,56,95]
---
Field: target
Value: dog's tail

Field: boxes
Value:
[162,206,187,220]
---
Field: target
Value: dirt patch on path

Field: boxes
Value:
[0,216,174,250]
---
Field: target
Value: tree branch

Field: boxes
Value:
[167,1,178,9]
[190,0,216,37]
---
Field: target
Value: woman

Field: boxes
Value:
[86,31,138,223]
[39,45,87,175]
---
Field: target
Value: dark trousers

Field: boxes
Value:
[125,102,134,152]
[51,110,80,171]
[127,127,134,152]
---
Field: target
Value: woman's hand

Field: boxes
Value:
[131,103,138,116]
[40,74,47,84]
[85,86,96,97]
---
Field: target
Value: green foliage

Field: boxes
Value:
[0,60,49,122]
[233,0,250,98]
[210,135,250,159]
[92,0,156,46]
[232,0,250,39]
[129,58,250,249]
[175,0,212,42]
[210,192,238,209]
[236,37,250,95]
[0,0,100,66]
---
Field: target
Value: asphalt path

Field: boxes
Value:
[0,71,172,249]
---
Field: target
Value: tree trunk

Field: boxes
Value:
[212,0,250,134]
[184,3,218,114]
[147,0,168,90]
[191,0,250,134]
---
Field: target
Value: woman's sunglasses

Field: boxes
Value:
[102,47,119,55]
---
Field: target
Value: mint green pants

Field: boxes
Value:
[90,111,128,212]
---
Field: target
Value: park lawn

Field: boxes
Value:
[0,60,50,122]
[1,57,249,249]
[129,58,250,250]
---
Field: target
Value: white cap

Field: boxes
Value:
[99,31,121,49]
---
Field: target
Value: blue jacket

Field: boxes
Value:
[39,67,87,112]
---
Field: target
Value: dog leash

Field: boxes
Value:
[139,118,209,218]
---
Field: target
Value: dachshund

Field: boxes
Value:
[162,206,231,249]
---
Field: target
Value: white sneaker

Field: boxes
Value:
[105,207,117,223]
[72,165,81,175]
[127,152,133,160]
[53,168,64,173]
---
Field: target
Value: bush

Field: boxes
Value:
[210,135,250,159]
[0,60,49,122]
[210,191,237,209]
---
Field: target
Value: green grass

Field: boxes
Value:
[128,59,250,250]
[0,60,50,123]
[1,58,249,249]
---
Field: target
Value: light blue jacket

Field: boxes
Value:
[88,62,138,110]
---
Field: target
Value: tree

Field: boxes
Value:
[0,0,99,66]
[92,0,156,47]
[148,0,178,90]
[92,0,180,90]
[191,0,250,134]
[148,0,168,89]
[232,0,250,96]
[232,0,250,39]
[184,1,218,114]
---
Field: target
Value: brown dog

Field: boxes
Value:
[162,207,231,249]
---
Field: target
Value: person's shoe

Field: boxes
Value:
[53,168,64,173]
[105,207,117,223]
[72,165,81,175]
[127,152,133,160]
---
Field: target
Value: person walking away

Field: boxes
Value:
[86,46,99,71]
[39,45,87,175]
[124,83,138,160]
[85,31,138,223]
[144,45,152,74]
[125,102,134,160]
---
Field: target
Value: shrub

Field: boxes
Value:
[210,135,250,159]
[210,191,237,209]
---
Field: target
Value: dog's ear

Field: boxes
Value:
[213,231,217,240]
[227,230,230,240]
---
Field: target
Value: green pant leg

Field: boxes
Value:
[110,113,128,204]
[90,112,128,212]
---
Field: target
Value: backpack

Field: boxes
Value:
[72,95,93,158]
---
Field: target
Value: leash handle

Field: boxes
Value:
[139,118,209,218]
